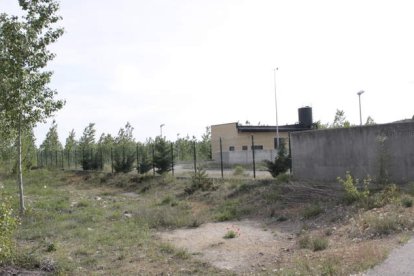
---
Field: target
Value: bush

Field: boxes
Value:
[0,191,19,263]
[233,166,245,177]
[401,197,413,208]
[214,200,249,222]
[153,137,172,175]
[312,237,329,251]
[298,234,328,251]
[185,167,212,194]
[337,172,369,204]
[264,142,290,178]
[302,203,323,219]
[113,145,135,173]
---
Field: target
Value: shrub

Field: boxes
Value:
[113,145,135,173]
[361,212,414,236]
[402,197,413,208]
[223,230,237,239]
[153,137,172,175]
[214,200,249,222]
[337,172,369,204]
[264,142,291,178]
[185,167,212,194]
[298,235,328,251]
[233,166,245,177]
[312,237,329,251]
[223,225,241,239]
[298,235,311,249]
[364,184,400,209]
[302,203,323,219]
[0,191,19,263]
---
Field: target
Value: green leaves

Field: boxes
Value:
[0,0,64,130]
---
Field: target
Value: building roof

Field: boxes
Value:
[236,123,311,133]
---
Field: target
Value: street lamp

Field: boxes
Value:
[357,90,365,126]
[274,67,279,149]
[160,124,165,137]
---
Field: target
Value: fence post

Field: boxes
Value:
[220,137,224,179]
[111,147,114,174]
[251,135,256,179]
[136,143,139,174]
[288,132,292,173]
[171,142,174,176]
[193,141,197,174]
[152,145,155,176]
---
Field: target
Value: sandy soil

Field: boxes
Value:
[159,220,297,274]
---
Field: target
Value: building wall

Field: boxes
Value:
[291,122,414,183]
[211,122,289,164]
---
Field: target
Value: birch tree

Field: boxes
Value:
[0,0,64,214]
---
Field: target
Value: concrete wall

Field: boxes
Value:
[291,122,414,183]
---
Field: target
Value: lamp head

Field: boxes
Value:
[357,90,365,96]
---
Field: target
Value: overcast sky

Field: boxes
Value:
[2,0,413,145]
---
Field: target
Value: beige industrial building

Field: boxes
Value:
[211,107,313,164]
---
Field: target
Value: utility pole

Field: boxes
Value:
[274,67,280,149]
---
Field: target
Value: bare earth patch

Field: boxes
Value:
[159,220,295,274]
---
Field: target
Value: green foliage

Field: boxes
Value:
[0,0,64,213]
[264,141,290,178]
[0,189,19,263]
[175,134,193,161]
[223,230,237,239]
[64,129,77,153]
[331,109,351,128]
[198,126,212,160]
[113,122,136,173]
[233,165,245,176]
[40,120,63,153]
[214,200,249,222]
[312,236,329,251]
[337,172,370,204]
[78,123,101,170]
[137,142,152,174]
[361,212,413,236]
[298,234,328,251]
[401,196,413,208]
[39,120,63,168]
[15,128,37,171]
[185,167,212,194]
[153,137,171,175]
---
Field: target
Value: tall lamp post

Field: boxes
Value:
[357,90,365,126]
[274,67,279,149]
[160,124,165,137]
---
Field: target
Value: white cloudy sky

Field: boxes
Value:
[2,0,414,145]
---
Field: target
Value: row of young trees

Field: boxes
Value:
[17,121,212,174]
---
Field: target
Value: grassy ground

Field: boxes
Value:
[1,169,414,275]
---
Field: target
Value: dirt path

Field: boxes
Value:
[364,236,414,276]
[159,220,296,273]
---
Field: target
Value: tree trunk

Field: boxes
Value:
[17,114,25,215]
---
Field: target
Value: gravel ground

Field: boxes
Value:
[159,220,295,274]
[364,236,414,276]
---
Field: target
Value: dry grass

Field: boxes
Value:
[1,170,413,275]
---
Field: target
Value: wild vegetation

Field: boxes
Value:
[0,168,413,275]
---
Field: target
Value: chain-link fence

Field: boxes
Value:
[34,135,290,179]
